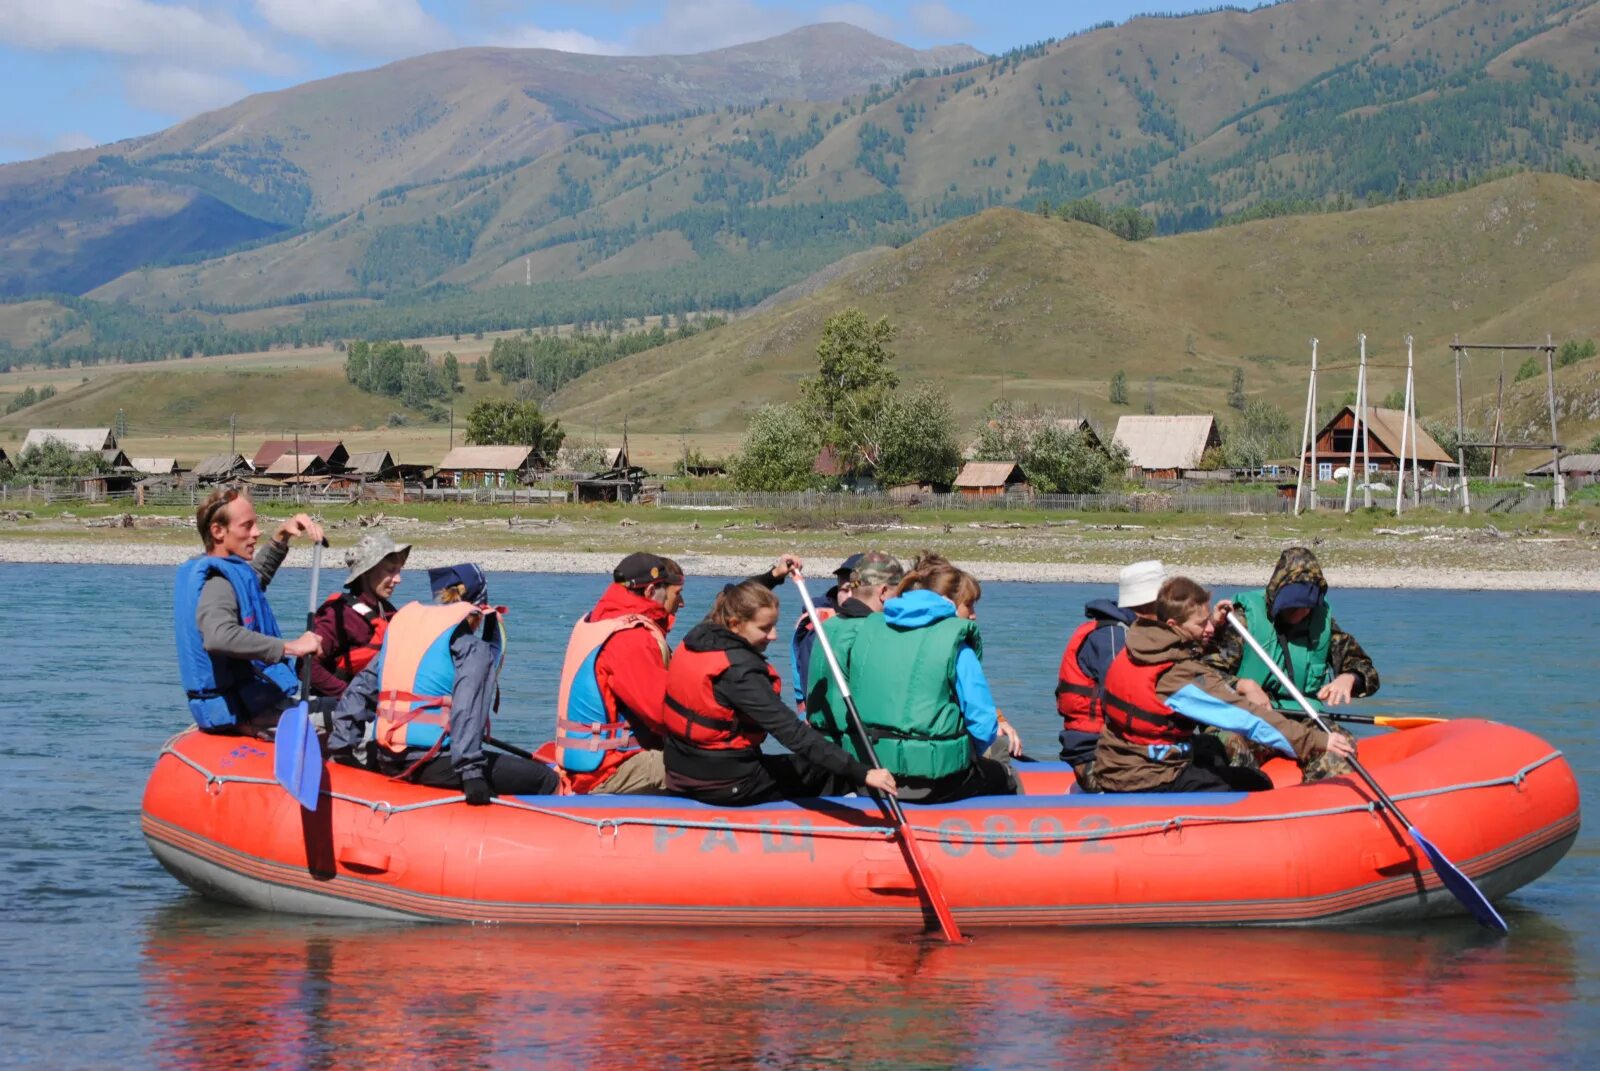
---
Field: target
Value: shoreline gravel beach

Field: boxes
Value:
[2,538,1594,592]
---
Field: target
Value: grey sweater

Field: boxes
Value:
[196,539,290,664]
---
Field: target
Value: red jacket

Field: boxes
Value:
[310,591,395,698]
[587,583,675,749]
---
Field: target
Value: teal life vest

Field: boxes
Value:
[844,614,982,780]
[1233,587,1333,714]
[173,555,300,731]
[805,612,870,747]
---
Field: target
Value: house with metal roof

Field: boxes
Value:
[21,427,131,469]
[251,439,348,472]
[1113,415,1221,479]
[434,445,538,487]
[129,457,180,476]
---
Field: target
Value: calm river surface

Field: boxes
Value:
[1,562,1596,1068]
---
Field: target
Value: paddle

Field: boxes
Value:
[1320,711,1447,731]
[793,573,965,944]
[1225,613,1507,933]
[274,539,326,811]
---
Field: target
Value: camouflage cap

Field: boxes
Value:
[851,550,904,588]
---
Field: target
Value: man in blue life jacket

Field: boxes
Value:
[173,487,325,735]
[790,553,860,711]
[328,563,559,803]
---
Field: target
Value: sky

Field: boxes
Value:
[0,1,1183,165]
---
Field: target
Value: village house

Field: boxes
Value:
[21,427,131,469]
[953,460,1029,496]
[189,454,255,484]
[129,457,180,476]
[434,445,538,488]
[251,439,349,474]
[1303,406,1453,481]
[1527,453,1600,483]
[1113,415,1221,479]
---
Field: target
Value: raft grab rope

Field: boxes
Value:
[158,743,1565,847]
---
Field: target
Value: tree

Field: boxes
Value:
[442,352,461,392]
[729,404,824,491]
[463,399,564,463]
[798,308,899,476]
[473,355,490,382]
[972,399,1035,461]
[1106,205,1156,241]
[872,385,961,488]
[1424,419,1490,477]
[1513,357,1540,383]
[1228,368,1247,411]
[1022,425,1126,494]
[11,441,110,479]
[1224,400,1294,471]
[1557,339,1596,367]
[1109,370,1128,406]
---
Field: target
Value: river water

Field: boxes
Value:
[1,562,1595,1068]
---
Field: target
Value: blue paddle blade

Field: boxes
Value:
[1408,824,1508,933]
[273,705,323,812]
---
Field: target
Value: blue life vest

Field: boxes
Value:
[173,555,300,730]
[374,602,481,756]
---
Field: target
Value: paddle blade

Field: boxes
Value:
[273,705,323,812]
[1407,824,1508,933]
[1374,716,1447,730]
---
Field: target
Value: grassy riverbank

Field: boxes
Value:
[3,498,1598,589]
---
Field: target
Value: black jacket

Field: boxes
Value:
[665,618,871,790]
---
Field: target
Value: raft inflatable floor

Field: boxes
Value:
[142,721,1581,929]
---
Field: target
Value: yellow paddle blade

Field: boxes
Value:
[1373,715,1447,730]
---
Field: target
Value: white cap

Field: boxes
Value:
[1117,560,1166,608]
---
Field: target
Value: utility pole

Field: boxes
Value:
[229,413,236,458]
[1545,332,1566,509]
[449,404,454,450]
[1454,336,1471,514]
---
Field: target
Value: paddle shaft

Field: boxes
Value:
[794,574,964,944]
[300,541,324,700]
[487,735,534,761]
[1225,612,1506,931]
[1320,711,1445,729]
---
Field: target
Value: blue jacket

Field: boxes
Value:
[1075,598,1137,685]
[173,555,299,730]
[881,590,999,750]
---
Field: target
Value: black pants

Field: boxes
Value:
[1157,751,1273,793]
[1058,728,1098,767]
[898,757,1018,804]
[409,753,560,797]
[678,753,854,807]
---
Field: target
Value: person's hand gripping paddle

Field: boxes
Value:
[274,539,326,811]
[793,572,965,943]
[1225,612,1507,933]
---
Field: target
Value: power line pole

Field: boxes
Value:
[229,413,236,458]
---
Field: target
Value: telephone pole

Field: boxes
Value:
[229,413,236,458]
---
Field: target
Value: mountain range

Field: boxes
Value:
[2,0,1599,364]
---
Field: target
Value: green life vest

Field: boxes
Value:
[844,614,982,780]
[805,612,869,747]
[1233,587,1333,714]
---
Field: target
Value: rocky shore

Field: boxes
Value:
[1,537,1594,591]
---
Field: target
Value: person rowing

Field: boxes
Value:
[1096,576,1355,793]
[174,487,325,735]
[660,560,897,806]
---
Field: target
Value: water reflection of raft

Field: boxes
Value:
[141,719,1579,928]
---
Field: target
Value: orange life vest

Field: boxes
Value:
[1100,650,1193,749]
[661,646,777,752]
[374,602,481,758]
[1055,620,1105,732]
[554,613,669,772]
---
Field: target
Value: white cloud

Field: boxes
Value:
[817,4,896,39]
[125,64,248,117]
[0,0,289,72]
[253,0,450,57]
[910,2,974,39]
[497,24,623,55]
[54,131,100,152]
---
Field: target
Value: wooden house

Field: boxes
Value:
[953,460,1029,496]
[1303,407,1453,482]
[1112,415,1220,479]
[21,427,131,469]
[129,457,180,476]
[190,454,254,483]
[434,446,537,488]
[252,439,348,473]
[1526,453,1600,480]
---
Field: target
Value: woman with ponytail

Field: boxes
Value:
[660,559,897,805]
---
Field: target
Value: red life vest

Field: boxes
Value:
[1100,650,1193,749]
[374,602,481,758]
[323,592,390,679]
[554,613,669,771]
[1055,620,1106,732]
[661,645,777,752]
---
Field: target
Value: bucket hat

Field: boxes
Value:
[1117,560,1166,608]
[343,529,411,587]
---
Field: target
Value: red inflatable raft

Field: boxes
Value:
[141,719,1578,928]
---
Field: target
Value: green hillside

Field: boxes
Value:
[548,172,1600,435]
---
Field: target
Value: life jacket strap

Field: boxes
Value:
[663,693,740,732]
[1054,681,1097,697]
[1102,691,1187,731]
[554,717,637,752]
